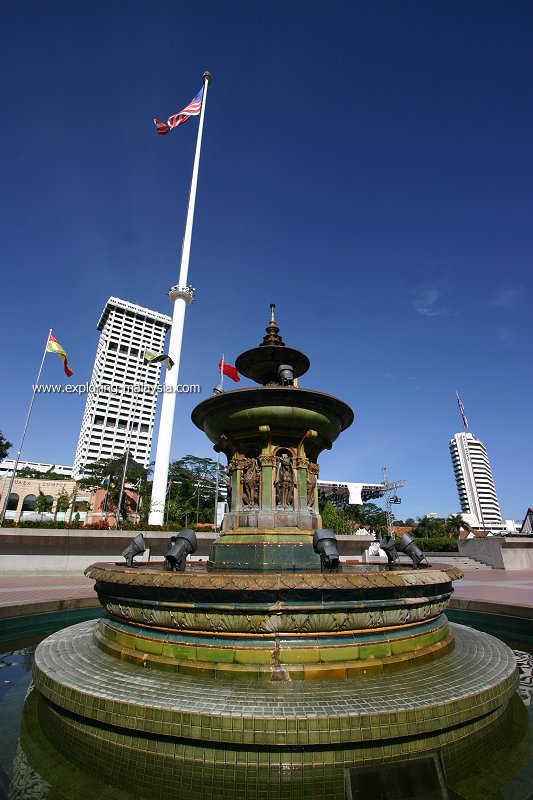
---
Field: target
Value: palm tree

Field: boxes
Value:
[446,514,470,539]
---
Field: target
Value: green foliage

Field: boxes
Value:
[445,514,470,538]
[320,501,356,534]
[321,501,339,531]
[77,454,147,519]
[343,502,388,535]
[16,467,71,481]
[34,491,53,513]
[0,430,12,461]
[412,537,459,552]
[164,455,223,526]
[394,517,416,527]
[414,515,447,538]
[55,488,71,513]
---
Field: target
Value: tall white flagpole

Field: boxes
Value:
[0,329,51,524]
[149,71,212,525]
[212,355,224,528]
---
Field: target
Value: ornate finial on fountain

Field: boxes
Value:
[260,303,285,348]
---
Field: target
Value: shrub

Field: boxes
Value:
[411,536,458,553]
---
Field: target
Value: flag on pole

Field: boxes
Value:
[456,391,469,429]
[144,351,175,370]
[218,358,240,382]
[154,88,203,135]
[166,481,171,494]
[46,333,73,377]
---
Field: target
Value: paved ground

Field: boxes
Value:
[0,574,98,618]
[1,567,533,616]
[452,569,533,609]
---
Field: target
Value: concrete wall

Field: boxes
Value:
[458,536,533,569]
[0,529,216,574]
[0,529,454,574]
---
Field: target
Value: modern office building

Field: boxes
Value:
[73,297,172,478]
[449,432,504,529]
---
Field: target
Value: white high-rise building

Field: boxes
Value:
[73,297,171,478]
[449,432,503,529]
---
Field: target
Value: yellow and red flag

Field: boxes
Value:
[46,333,73,377]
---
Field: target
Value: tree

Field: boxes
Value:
[446,514,469,539]
[343,504,368,529]
[17,466,70,481]
[415,516,447,538]
[55,487,72,521]
[0,431,12,461]
[166,455,221,525]
[322,500,339,531]
[77,455,147,521]
[34,491,53,515]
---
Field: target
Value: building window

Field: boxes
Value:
[6,493,19,511]
[22,494,36,512]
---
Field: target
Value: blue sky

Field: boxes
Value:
[1,1,531,521]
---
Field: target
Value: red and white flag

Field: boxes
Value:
[154,88,203,135]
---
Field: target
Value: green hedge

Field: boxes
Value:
[1,519,214,532]
[410,536,458,552]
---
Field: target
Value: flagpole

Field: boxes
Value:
[149,71,212,526]
[212,355,224,529]
[116,391,140,529]
[0,329,51,525]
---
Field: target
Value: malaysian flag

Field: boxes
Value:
[154,88,203,135]
[456,391,469,429]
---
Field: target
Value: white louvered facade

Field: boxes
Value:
[73,297,171,478]
[449,432,503,528]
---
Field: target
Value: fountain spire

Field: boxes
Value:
[260,302,285,348]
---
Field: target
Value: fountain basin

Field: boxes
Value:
[86,562,461,679]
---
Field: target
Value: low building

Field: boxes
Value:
[0,476,139,526]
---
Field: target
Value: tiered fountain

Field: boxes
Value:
[25,307,521,799]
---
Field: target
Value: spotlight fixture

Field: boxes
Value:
[313,529,340,571]
[379,534,399,566]
[397,532,429,568]
[121,533,146,568]
[165,528,198,571]
[278,364,294,386]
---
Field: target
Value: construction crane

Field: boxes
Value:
[381,467,406,541]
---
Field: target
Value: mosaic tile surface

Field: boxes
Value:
[33,621,517,747]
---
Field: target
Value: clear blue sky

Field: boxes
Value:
[1,1,531,521]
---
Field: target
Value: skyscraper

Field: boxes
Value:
[73,297,171,478]
[449,432,503,529]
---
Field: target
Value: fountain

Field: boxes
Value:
[23,306,521,798]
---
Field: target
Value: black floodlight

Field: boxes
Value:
[313,529,340,570]
[121,533,146,568]
[379,534,399,566]
[397,532,429,568]
[278,364,294,386]
[165,528,197,571]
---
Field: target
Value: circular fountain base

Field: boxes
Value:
[34,621,517,756]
